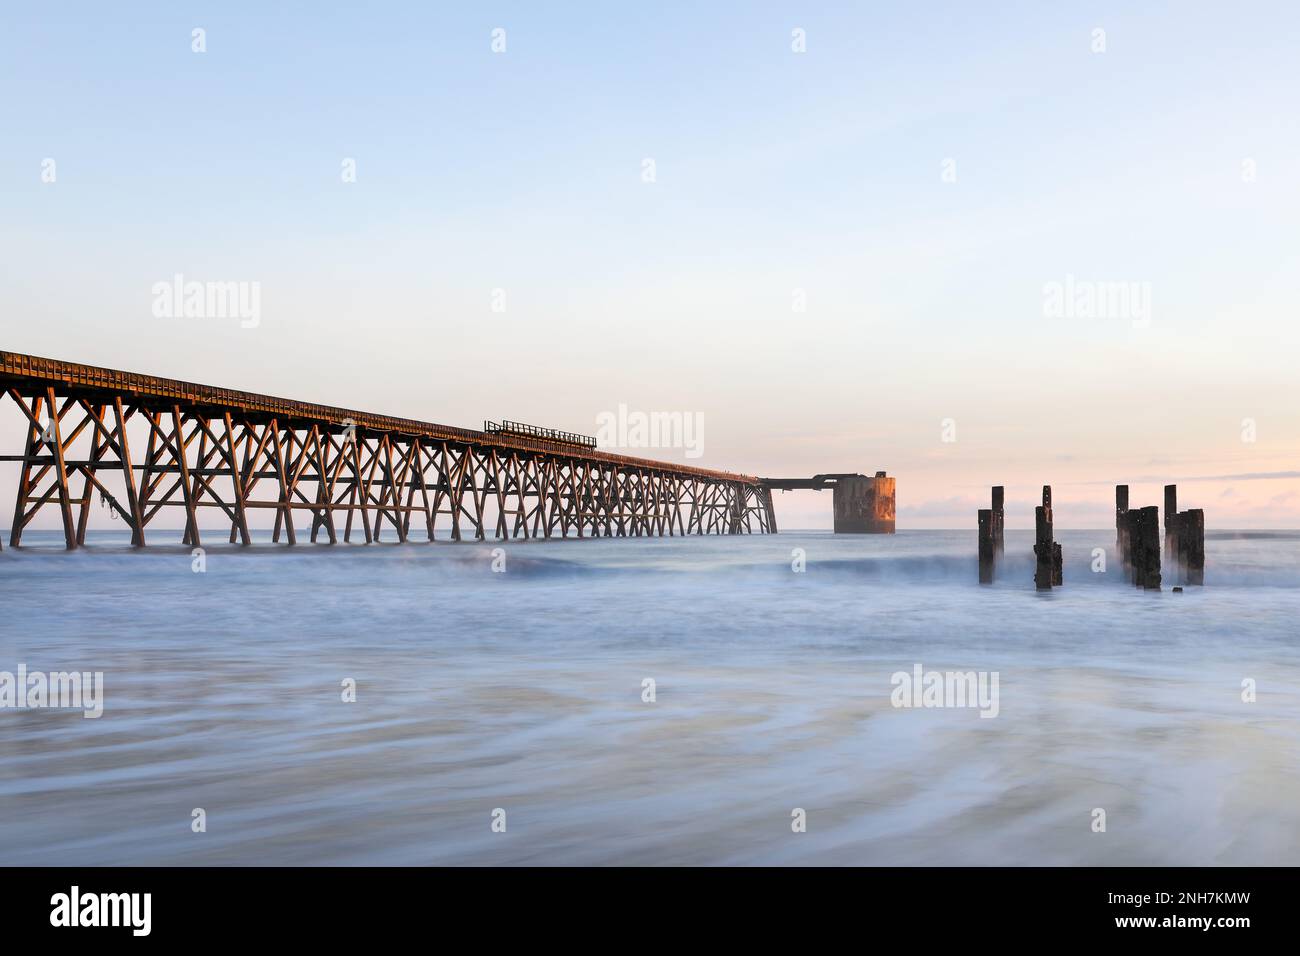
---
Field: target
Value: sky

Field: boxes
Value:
[2,1,1298,529]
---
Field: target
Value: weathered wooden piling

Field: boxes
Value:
[978,508,994,584]
[1164,484,1178,560]
[1178,508,1204,585]
[1034,486,1056,590]
[1042,486,1062,585]
[991,486,1005,555]
[1034,507,1052,590]
[1128,506,1161,590]
[1115,484,1130,570]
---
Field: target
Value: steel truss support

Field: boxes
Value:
[1,392,775,549]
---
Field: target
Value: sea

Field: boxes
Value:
[1,528,1298,865]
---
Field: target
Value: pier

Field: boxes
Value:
[0,351,783,549]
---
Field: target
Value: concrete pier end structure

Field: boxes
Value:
[761,471,896,534]
[833,472,896,533]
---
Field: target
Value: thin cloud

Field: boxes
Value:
[1082,470,1300,485]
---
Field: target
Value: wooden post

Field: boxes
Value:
[1115,484,1129,570]
[1123,510,1135,581]
[1172,511,1186,582]
[1034,489,1066,587]
[1164,484,1177,561]
[1130,506,1161,590]
[1044,487,1060,583]
[1181,508,1204,585]
[991,486,1004,555]
[978,509,994,584]
[1034,505,1053,590]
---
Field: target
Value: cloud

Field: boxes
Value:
[1084,470,1300,485]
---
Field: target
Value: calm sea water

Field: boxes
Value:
[2,528,1298,866]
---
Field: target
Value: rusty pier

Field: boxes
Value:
[0,351,778,549]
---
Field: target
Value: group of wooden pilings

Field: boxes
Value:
[979,482,1204,590]
[979,485,1061,589]
[977,489,1019,587]
[976,487,1003,584]
[1116,484,1204,589]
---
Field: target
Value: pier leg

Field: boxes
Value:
[225,412,252,546]
[1182,508,1204,585]
[9,392,43,547]
[1034,505,1053,590]
[1130,506,1161,590]
[49,389,78,550]
[75,404,107,546]
[270,420,296,545]
[1034,485,1059,589]
[1115,484,1129,570]
[1164,484,1177,561]
[991,486,1004,555]
[114,398,144,547]
[978,508,994,584]
[1173,511,1186,583]
[170,407,201,549]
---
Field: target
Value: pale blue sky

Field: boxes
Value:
[3,2,1298,527]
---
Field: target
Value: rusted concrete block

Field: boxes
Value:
[832,473,895,533]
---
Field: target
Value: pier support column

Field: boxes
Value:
[1164,484,1178,561]
[1180,508,1204,585]
[1034,485,1062,589]
[978,509,994,584]
[47,388,78,550]
[1115,485,1130,570]
[991,486,1004,555]
[1034,506,1053,590]
[1128,506,1161,590]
